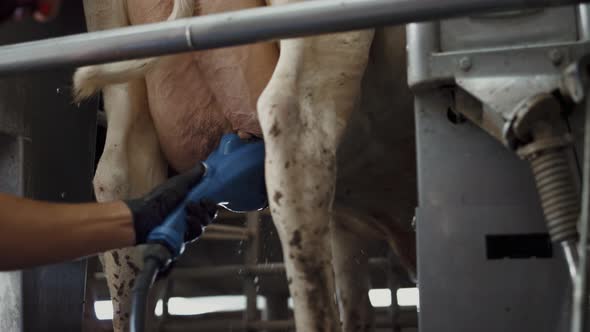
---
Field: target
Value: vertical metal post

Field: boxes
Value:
[262,293,290,332]
[81,259,104,332]
[571,87,590,332]
[578,4,590,40]
[406,22,440,89]
[0,134,24,332]
[244,212,261,330]
[388,253,401,332]
[0,272,22,331]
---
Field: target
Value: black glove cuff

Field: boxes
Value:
[184,199,219,242]
[125,163,207,245]
[125,199,161,245]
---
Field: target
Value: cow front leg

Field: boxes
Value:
[94,80,167,332]
[258,29,374,331]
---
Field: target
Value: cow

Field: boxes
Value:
[73,0,416,331]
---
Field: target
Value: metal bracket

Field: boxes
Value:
[425,42,590,150]
[561,53,590,103]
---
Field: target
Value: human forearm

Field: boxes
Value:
[0,163,216,271]
[0,193,134,270]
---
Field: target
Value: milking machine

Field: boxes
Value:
[408,5,590,331]
[130,133,267,332]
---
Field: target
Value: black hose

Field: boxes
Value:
[130,244,172,332]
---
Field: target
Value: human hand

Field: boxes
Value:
[124,164,218,244]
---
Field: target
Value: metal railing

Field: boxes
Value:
[0,0,586,76]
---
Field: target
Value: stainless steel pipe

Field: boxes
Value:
[570,87,590,332]
[0,0,588,76]
[563,240,580,282]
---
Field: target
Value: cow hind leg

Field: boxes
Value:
[258,29,374,331]
[372,216,417,283]
[332,216,374,332]
[79,2,167,330]
[94,80,167,332]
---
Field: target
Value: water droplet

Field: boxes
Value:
[60,192,66,198]
[254,276,259,284]
[56,88,61,94]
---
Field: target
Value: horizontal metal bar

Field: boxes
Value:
[200,223,250,241]
[430,41,586,80]
[162,319,292,331]
[171,263,286,279]
[200,232,248,241]
[162,319,293,331]
[90,257,390,280]
[160,310,417,331]
[205,224,249,236]
[0,0,587,76]
[92,264,284,280]
[170,258,389,279]
[94,257,390,279]
[216,209,271,220]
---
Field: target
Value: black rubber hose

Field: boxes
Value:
[130,244,172,332]
[130,257,159,332]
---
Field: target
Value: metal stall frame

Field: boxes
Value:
[91,211,413,331]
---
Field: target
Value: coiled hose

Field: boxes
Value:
[517,131,580,282]
[528,146,580,243]
[511,94,580,280]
